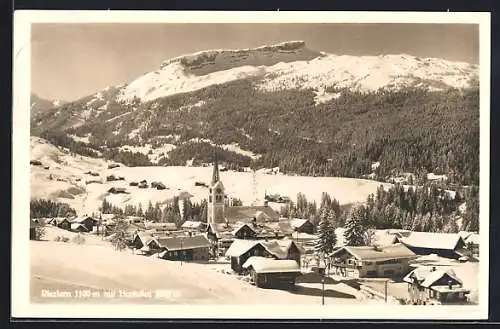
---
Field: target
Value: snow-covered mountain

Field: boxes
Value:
[31,93,66,113]
[30,41,480,187]
[114,40,477,103]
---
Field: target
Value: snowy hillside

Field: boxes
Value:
[115,41,477,103]
[30,137,390,216]
[30,93,66,114]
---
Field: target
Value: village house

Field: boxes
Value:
[290,218,315,234]
[108,187,127,194]
[71,223,89,233]
[144,221,178,233]
[403,266,470,304]
[459,231,480,255]
[394,231,466,259]
[232,223,258,240]
[225,240,276,273]
[30,218,39,240]
[225,238,303,274]
[157,235,211,261]
[131,232,161,252]
[330,243,416,278]
[47,217,71,230]
[71,216,99,232]
[242,256,302,288]
[181,220,208,232]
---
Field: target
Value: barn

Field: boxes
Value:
[242,256,301,289]
[157,235,211,261]
[394,232,466,259]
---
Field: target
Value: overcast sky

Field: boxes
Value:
[31,23,479,101]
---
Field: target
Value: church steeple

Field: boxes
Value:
[208,151,225,224]
[211,152,220,185]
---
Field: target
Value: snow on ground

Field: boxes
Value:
[31,240,377,305]
[313,88,341,105]
[128,128,142,140]
[31,137,391,215]
[68,134,91,144]
[106,111,131,123]
[119,144,177,163]
[220,143,261,160]
[118,48,477,103]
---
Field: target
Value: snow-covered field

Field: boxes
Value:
[30,137,390,215]
[30,237,379,305]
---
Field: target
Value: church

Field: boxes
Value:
[204,156,284,252]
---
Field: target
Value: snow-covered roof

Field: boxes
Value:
[403,266,463,288]
[232,223,258,236]
[290,218,310,229]
[331,243,416,261]
[145,222,177,231]
[225,239,261,257]
[71,216,97,223]
[225,206,279,223]
[458,231,480,245]
[156,235,211,251]
[70,223,89,231]
[263,239,303,258]
[373,229,400,247]
[396,232,464,251]
[181,221,207,230]
[242,256,300,274]
[135,232,155,246]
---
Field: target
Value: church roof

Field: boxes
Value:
[224,206,279,223]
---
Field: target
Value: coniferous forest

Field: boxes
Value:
[31,81,479,187]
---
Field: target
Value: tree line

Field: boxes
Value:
[30,199,77,218]
[99,197,209,228]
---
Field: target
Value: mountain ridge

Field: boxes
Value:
[30,41,480,187]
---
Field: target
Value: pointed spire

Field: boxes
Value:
[211,150,220,185]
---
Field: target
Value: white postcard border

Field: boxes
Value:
[12,10,491,319]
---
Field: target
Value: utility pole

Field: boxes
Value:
[180,238,184,267]
[321,277,325,305]
[385,280,388,303]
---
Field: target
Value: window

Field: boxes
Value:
[209,196,212,202]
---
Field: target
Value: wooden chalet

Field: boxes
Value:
[131,232,161,254]
[70,223,89,233]
[242,256,301,288]
[403,266,470,304]
[71,216,98,232]
[144,221,178,233]
[232,223,258,240]
[47,217,71,230]
[330,243,416,278]
[225,238,303,274]
[224,206,280,223]
[290,218,315,234]
[181,220,208,232]
[30,219,39,240]
[157,235,211,261]
[459,231,480,255]
[394,232,466,260]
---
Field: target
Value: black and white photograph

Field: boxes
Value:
[12,11,490,319]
